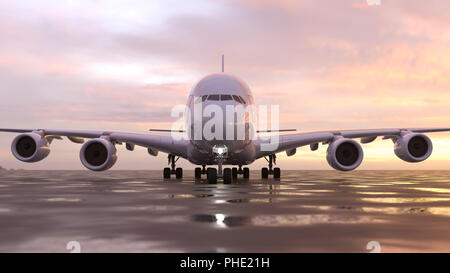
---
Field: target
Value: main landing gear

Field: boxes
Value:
[195,165,220,184]
[163,154,183,179]
[194,165,207,179]
[222,165,250,184]
[262,154,280,179]
[195,164,250,184]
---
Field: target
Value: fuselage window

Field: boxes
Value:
[238,95,246,104]
[221,94,233,101]
[208,94,220,101]
[202,95,208,102]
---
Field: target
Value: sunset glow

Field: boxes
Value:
[1,0,450,170]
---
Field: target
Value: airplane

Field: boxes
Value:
[1,57,450,184]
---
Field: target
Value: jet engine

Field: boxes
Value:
[11,133,50,162]
[80,138,117,171]
[326,138,364,171]
[394,133,432,162]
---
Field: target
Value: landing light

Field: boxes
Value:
[213,144,228,157]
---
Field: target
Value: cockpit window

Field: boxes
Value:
[221,94,233,101]
[207,94,220,101]
[238,95,246,104]
[194,95,209,103]
[199,94,247,103]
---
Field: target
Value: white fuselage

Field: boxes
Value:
[185,73,257,165]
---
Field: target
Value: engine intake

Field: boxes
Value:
[11,133,50,162]
[80,138,117,171]
[326,138,364,171]
[394,133,432,162]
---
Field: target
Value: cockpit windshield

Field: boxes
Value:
[195,94,246,104]
[221,94,233,101]
[208,94,220,101]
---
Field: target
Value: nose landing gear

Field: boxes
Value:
[195,145,251,184]
[163,154,183,179]
[262,154,280,179]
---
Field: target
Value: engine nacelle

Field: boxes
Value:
[394,133,432,163]
[326,138,364,171]
[80,138,117,171]
[11,133,50,162]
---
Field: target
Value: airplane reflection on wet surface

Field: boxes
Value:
[0,170,450,252]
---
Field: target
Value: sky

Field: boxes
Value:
[1,0,450,170]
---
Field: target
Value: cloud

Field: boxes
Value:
[1,0,450,169]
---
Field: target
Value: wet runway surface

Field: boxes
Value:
[0,170,450,252]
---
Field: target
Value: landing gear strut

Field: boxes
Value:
[262,154,280,179]
[163,154,183,179]
[206,144,228,184]
[196,145,251,184]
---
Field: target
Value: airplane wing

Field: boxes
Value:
[255,127,450,158]
[0,128,189,158]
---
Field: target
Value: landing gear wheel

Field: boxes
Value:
[231,167,238,180]
[261,167,269,179]
[223,168,232,184]
[195,167,202,179]
[163,167,171,179]
[273,167,281,179]
[243,167,250,179]
[207,168,217,184]
[175,168,183,179]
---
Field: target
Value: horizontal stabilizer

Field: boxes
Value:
[149,129,186,133]
[256,129,296,133]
